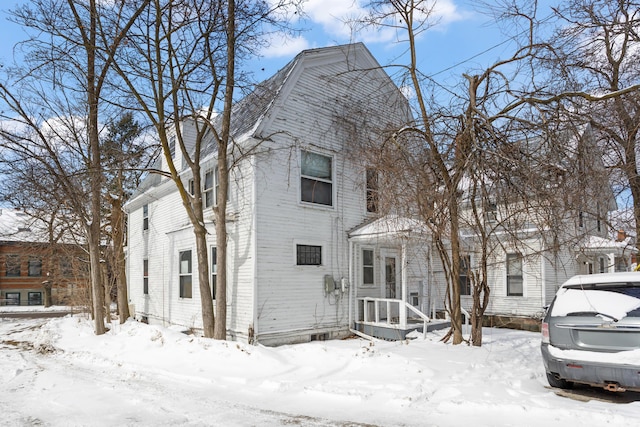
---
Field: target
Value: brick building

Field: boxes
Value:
[0,209,88,306]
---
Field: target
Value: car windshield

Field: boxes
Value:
[550,284,640,320]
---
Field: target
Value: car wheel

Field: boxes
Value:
[546,372,573,389]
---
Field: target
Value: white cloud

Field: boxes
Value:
[260,33,311,58]
[301,0,466,44]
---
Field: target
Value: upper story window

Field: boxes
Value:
[59,257,73,277]
[366,169,378,213]
[578,211,584,228]
[169,136,176,158]
[204,169,214,208]
[204,167,220,208]
[143,204,149,231]
[506,253,523,296]
[485,202,497,223]
[5,254,20,277]
[28,256,42,277]
[301,150,332,206]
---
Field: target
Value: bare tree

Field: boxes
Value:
[355,0,640,346]
[0,0,149,334]
[541,0,640,249]
[110,0,302,339]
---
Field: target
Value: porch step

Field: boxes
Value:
[354,319,450,341]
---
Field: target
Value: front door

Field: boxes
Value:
[381,250,400,322]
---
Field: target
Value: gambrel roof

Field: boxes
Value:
[131,43,402,203]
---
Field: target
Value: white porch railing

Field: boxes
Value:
[356,297,431,338]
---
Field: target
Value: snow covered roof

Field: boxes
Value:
[578,234,637,254]
[348,215,430,239]
[0,208,49,244]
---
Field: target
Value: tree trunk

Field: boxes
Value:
[110,195,130,323]
[87,0,105,335]
[448,201,464,344]
[195,223,215,338]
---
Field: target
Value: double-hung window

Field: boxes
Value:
[143,259,149,295]
[301,151,332,206]
[506,253,523,296]
[28,256,42,277]
[179,250,192,298]
[459,255,471,296]
[143,204,149,231]
[5,254,20,277]
[169,136,176,158]
[204,169,214,208]
[362,249,374,286]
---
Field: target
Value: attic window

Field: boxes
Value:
[17,227,31,232]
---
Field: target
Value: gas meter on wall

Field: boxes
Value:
[324,275,335,294]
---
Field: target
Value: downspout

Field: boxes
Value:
[252,156,259,344]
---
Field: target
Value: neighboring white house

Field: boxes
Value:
[432,125,638,329]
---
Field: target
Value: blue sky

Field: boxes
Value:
[0,0,557,92]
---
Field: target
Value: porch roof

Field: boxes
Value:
[578,235,637,255]
[348,215,430,240]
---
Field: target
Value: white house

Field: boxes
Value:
[125,43,441,345]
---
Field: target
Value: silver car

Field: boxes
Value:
[541,272,640,392]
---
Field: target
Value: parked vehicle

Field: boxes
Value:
[541,272,640,392]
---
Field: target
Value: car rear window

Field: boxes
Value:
[550,284,640,320]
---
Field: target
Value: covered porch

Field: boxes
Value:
[576,234,637,274]
[348,216,449,340]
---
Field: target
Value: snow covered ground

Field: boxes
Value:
[1,312,639,426]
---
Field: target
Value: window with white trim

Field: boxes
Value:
[506,253,523,296]
[362,249,374,285]
[143,204,149,231]
[179,250,192,298]
[204,169,214,208]
[169,136,176,158]
[143,259,149,295]
[459,255,471,296]
[301,151,332,206]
